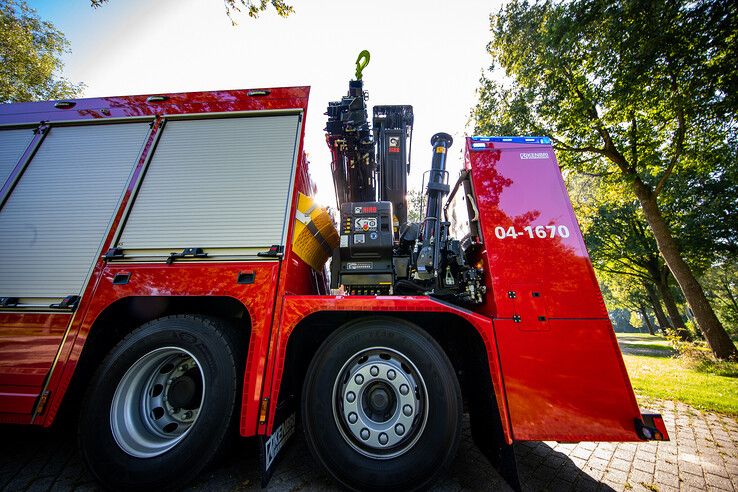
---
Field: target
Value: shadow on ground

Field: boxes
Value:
[0,415,610,491]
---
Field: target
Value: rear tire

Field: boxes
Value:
[301,317,462,491]
[78,314,241,490]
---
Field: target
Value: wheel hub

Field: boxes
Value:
[333,347,428,459]
[110,347,205,458]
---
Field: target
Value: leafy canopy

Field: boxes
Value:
[0,0,82,103]
[91,0,294,24]
[472,0,736,196]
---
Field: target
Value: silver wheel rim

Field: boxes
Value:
[332,346,428,459]
[110,347,205,458]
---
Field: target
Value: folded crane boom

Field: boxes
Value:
[326,52,484,304]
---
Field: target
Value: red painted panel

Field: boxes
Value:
[0,313,70,414]
[465,138,640,441]
[466,139,608,320]
[39,262,281,433]
[0,86,312,429]
[494,318,641,441]
[262,295,513,443]
[0,87,310,126]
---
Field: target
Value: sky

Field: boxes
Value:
[29,0,502,207]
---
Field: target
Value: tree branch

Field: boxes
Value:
[654,72,686,196]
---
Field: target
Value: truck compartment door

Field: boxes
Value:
[115,114,301,260]
[0,122,150,418]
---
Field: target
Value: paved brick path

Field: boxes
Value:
[1,398,736,491]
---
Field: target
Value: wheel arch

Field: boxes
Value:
[275,310,508,447]
[55,295,252,425]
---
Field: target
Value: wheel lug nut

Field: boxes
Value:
[387,370,396,380]
[378,433,388,445]
[348,412,358,424]
[399,384,409,395]
[403,404,413,416]
[370,365,379,377]
[395,424,405,435]
[346,391,356,403]
[360,428,370,440]
[354,374,364,385]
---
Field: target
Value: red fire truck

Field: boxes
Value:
[0,55,667,490]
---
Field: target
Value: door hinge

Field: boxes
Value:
[166,247,208,264]
[257,245,284,258]
[49,295,80,311]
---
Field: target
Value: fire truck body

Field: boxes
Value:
[0,84,666,490]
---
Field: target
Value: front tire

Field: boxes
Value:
[78,315,241,490]
[302,318,462,491]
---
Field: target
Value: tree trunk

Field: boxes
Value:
[639,303,656,335]
[644,282,669,331]
[654,276,691,340]
[632,178,738,360]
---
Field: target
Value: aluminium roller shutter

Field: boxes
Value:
[0,128,35,187]
[0,122,150,301]
[117,114,300,253]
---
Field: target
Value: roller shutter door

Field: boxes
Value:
[0,122,150,301]
[0,128,35,187]
[117,114,300,255]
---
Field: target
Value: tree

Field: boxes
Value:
[0,0,82,103]
[472,0,738,360]
[90,0,294,23]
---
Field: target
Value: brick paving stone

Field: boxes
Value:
[0,398,736,491]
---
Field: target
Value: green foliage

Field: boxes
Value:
[0,0,82,103]
[472,0,738,357]
[623,353,738,414]
[473,0,736,184]
[406,189,424,223]
[663,329,738,377]
[91,0,294,23]
[702,259,738,335]
[618,333,738,414]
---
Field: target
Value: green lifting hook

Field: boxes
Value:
[355,50,371,80]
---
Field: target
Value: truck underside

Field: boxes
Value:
[0,56,668,491]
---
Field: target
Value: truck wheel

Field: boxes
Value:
[78,315,240,490]
[302,318,462,491]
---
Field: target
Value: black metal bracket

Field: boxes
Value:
[636,414,667,441]
[0,297,19,308]
[49,295,80,311]
[103,247,125,260]
[512,315,522,323]
[257,245,284,258]
[166,248,208,264]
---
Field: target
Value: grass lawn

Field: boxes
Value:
[616,332,738,415]
[616,332,674,354]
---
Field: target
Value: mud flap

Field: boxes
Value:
[258,410,296,487]
[470,414,522,492]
